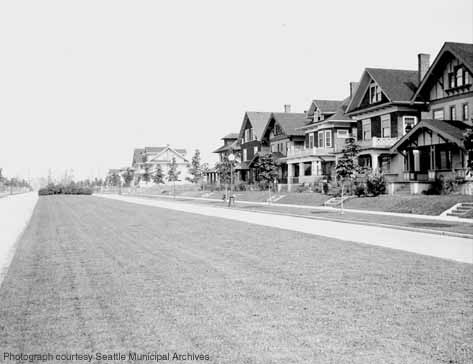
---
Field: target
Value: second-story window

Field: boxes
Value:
[381,114,391,138]
[243,149,247,161]
[463,103,470,121]
[309,134,314,148]
[433,109,444,120]
[318,132,324,148]
[450,106,456,120]
[362,119,371,140]
[403,116,417,135]
[325,130,332,148]
[244,129,250,143]
[254,146,258,155]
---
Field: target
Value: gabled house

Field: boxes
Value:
[345,66,425,179]
[237,111,272,183]
[205,133,241,185]
[259,110,309,183]
[131,145,190,184]
[390,42,473,194]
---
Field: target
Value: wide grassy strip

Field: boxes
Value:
[0,196,471,363]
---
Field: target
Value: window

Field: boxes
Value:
[465,71,471,85]
[271,144,277,153]
[362,119,371,140]
[309,134,314,148]
[381,114,391,138]
[402,116,417,135]
[433,109,444,120]
[337,129,349,138]
[244,129,250,143]
[325,130,332,147]
[456,68,464,87]
[438,150,451,170]
[450,106,456,120]
[318,132,324,147]
[352,127,358,139]
[448,73,455,89]
[463,103,470,121]
[243,149,247,161]
[369,82,382,104]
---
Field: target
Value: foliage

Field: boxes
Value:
[152,165,165,184]
[167,157,181,182]
[38,183,93,196]
[336,137,362,182]
[366,171,386,196]
[423,176,458,195]
[121,168,135,187]
[142,166,151,183]
[253,153,280,189]
[186,149,203,184]
[354,183,366,197]
[106,172,121,187]
[215,156,238,185]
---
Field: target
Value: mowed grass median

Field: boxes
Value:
[0,196,472,364]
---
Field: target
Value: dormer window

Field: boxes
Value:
[369,82,382,104]
[456,67,464,87]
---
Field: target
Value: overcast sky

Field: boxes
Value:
[0,0,472,181]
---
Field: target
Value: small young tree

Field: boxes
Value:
[121,168,135,187]
[109,172,121,187]
[335,137,362,214]
[142,165,151,184]
[215,155,238,200]
[152,165,165,184]
[167,157,181,198]
[186,149,203,184]
[253,153,280,203]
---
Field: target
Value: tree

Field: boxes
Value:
[152,165,165,184]
[108,172,121,187]
[142,165,151,183]
[335,137,362,214]
[253,153,280,203]
[186,149,203,184]
[121,168,135,187]
[167,157,181,198]
[215,154,239,199]
[464,128,473,177]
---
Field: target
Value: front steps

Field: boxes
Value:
[446,202,473,218]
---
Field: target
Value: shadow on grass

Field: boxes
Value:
[409,222,454,228]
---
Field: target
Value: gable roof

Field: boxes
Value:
[307,99,342,115]
[346,68,419,113]
[222,133,239,140]
[239,112,272,140]
[390,119,469,152]
[322,96,352,122]
[213,139,240,153]
[413,42,473,101]
[266,112,309,137]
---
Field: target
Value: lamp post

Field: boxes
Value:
[228,153,235,206]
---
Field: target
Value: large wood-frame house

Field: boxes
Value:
[390,42,473,194]
[345,67,425,181]
[237,111,272,183]
[259,111,309,184]
[205,133,241,185]
[131,145,190,185]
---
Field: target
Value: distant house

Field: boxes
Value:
[391,42,473,194]
[131,145,190,184]
[237,111,272,183]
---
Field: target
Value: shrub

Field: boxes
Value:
[322,182,329,194]
[38,183,93,196]
[354,184,366,197]
[423,176,458,195]
[366,172,386,196]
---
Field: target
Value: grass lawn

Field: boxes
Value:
[0,195,471,363]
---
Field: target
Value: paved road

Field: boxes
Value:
[1,196,471,364]
[100,194,473,264]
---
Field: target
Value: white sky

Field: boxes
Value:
[0,0,472,181]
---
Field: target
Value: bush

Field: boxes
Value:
[423,176,458,195]
[38,183,93,196]
[322,182,329,194]
[354,184,366,197]
[366,172,386,196]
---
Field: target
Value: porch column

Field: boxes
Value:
[299,162,305,178]
[288,163,294,182]
[371,153,380,172]
[311,160,318,176]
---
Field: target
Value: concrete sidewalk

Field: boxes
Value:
[0,192,38,286]
[98,194,473,264]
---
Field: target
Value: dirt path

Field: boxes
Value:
[0,196,471,364]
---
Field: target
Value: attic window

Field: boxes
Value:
[369,82,382,104]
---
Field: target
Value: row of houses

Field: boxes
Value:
[208,42,473,194]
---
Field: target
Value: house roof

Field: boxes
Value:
[213,139,240,154]
[346,68,419,113]
[413,42,473,101]
[222,133,239,140]
[323,96,352,122]
[266,112,309,137]
[239,112,272,140]
[390,119,469,152]
[312,100,343,113]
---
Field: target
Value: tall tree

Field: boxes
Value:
[186,149,203,184]
[167,157,181,198]
[335,137,362,213]
[121,168,135,187]
[152,165,165,184]
[253,153,280,202]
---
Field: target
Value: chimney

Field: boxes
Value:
[418,53,430,83]
[284,104,291,113]
[349,82,359,99]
